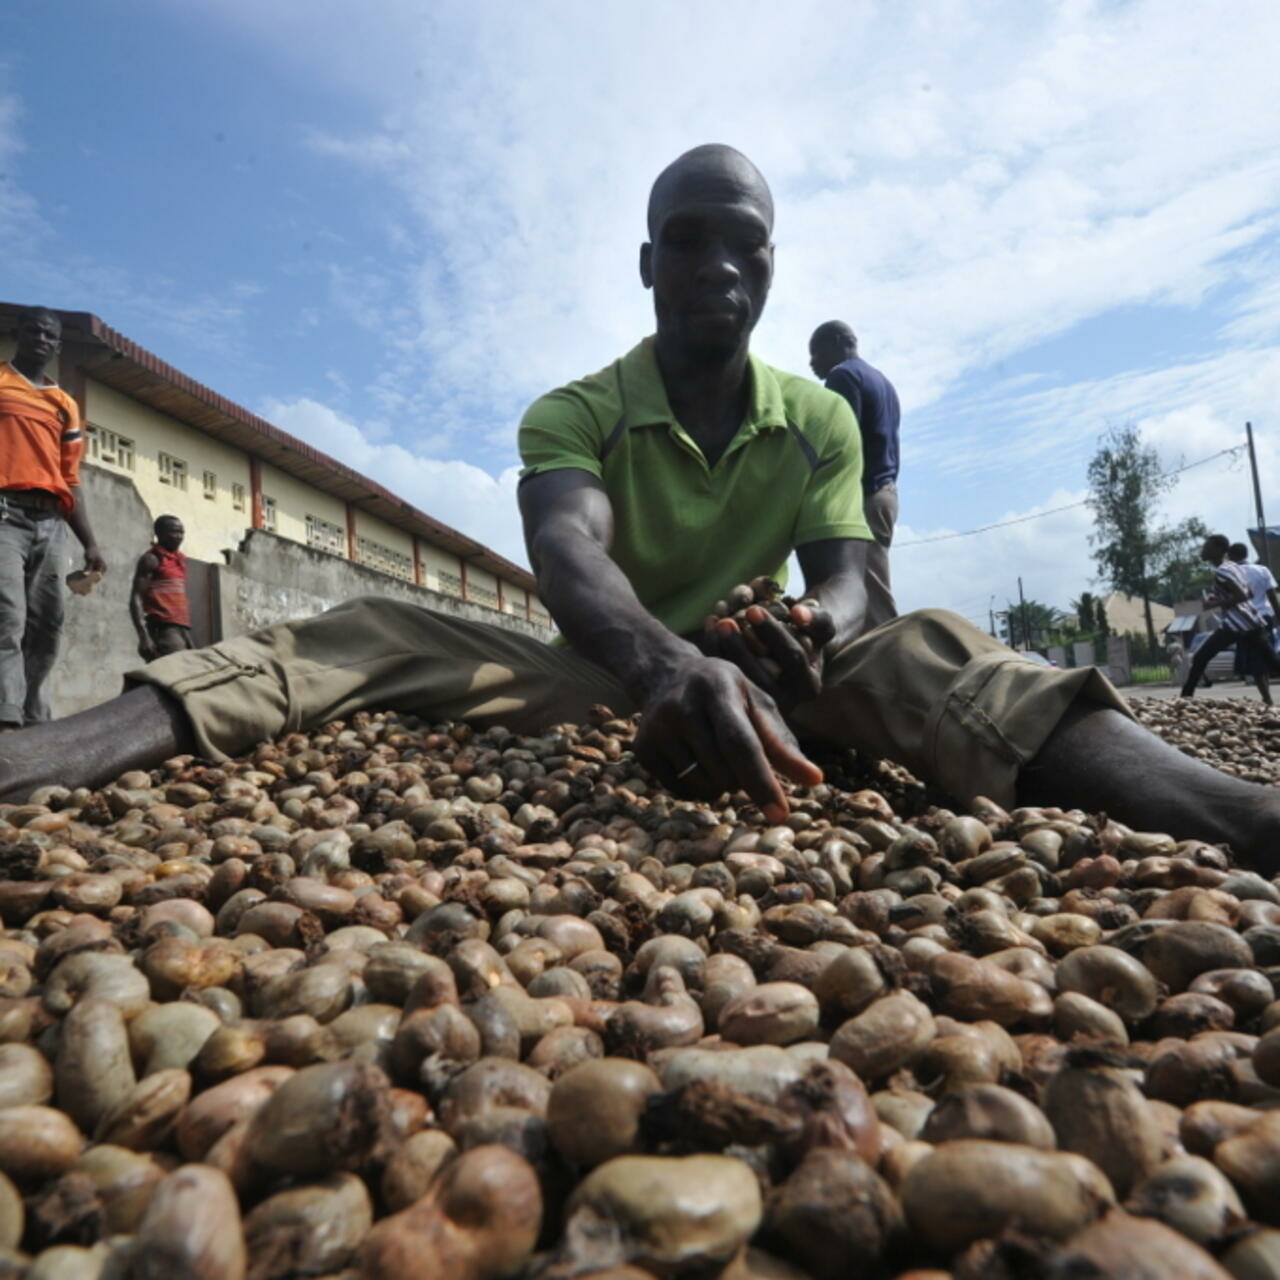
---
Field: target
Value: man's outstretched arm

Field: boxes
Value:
[519,469,820,819]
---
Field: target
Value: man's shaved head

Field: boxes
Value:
[18,306,60,331]
[647,144,774,238]
[808,320,858,379]
[811,320,857,349]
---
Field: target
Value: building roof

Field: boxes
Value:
[1101,591,1175,635]
[0,301,537,593]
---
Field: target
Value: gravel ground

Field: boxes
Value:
[1129,696,1280,786]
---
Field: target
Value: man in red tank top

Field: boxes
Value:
[130,516,193,659]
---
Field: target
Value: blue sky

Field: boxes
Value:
[6,0,1280,632]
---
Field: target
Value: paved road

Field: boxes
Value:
[1123,679,1272,702]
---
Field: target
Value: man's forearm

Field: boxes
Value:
[130,596,150,640]
[802,570,868,650]
[532,530,698,702]
[66,489,97,551]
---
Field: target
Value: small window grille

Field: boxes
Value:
[306,514,346,556]
[158,453,188,491]
[355,535,414,581]
[86,424,136,472]
[231,483,246,512]
[203,470,217,500]
[261,495,277,532]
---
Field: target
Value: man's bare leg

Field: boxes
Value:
[0,686,194,802]
[1018,704,1280,871]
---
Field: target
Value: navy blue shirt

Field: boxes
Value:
[824,355,900,495]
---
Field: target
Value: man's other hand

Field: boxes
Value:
[136,636,157,662]
[701,602,834,710]
[83,543,107,575]
[633,654,822,823]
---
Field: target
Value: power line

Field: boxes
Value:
[897,444,1246,549]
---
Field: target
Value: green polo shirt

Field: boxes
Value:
[518,337,873,637]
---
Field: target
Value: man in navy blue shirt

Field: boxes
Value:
[809,321,901,628]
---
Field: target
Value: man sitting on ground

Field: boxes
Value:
[2,146,1280,868]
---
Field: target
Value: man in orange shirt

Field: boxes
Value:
[0,307,106,727]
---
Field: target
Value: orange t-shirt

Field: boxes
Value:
[0,362,84,514]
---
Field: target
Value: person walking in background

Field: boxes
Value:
[131,516,193,659]
[1182,534,1278,704]
[808,321,900,629]
[0,307,106,728]
[1229,543,1278,680]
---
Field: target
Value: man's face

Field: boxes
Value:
[157,521,185,551]
[642,185,774,361]
[15,312,62,364]
[809,334,842,380]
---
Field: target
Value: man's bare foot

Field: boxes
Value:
[0,687,195,803]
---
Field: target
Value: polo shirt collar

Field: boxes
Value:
[620,337,790,442]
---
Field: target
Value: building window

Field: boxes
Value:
[261,495,277,532]
[158,452,188,491]
[203,470,218,501]
[355,535,414,582]
[468,582,500,609]
[306,514,346,556]
[86,424,136,472]
[231,483,246,513]
[437,568,463,596]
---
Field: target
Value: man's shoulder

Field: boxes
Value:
[762,361,853,430]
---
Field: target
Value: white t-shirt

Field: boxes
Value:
[1241,562,1277,619]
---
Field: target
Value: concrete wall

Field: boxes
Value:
[49,467,171,716]
[217,529,556,643]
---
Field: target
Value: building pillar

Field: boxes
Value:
[459,556,468,600]
[345,502,357,562]
[496,577,505,613]
[249,457,264,531]
[524,588,532,620]
[412,536,423,587]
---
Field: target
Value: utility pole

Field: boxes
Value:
[989,605,997,638]
[1018,576,1030,652]
[1247,421,1272,575]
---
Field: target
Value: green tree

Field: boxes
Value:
[1002,599,1063,649]
[1070,592,1097,633]
[1086,425,1199,653]
[1095,596,1110,638]
[1151,515,1213,606]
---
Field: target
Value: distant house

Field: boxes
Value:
[1100,593,1175,637]
[1166,598,1214,643]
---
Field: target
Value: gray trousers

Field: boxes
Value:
[864,481,898,629]
[0,507,66,725]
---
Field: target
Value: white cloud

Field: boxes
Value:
[0,90,43,247]
[226,0,1280,467]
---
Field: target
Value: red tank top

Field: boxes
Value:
[142,545,190,627]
